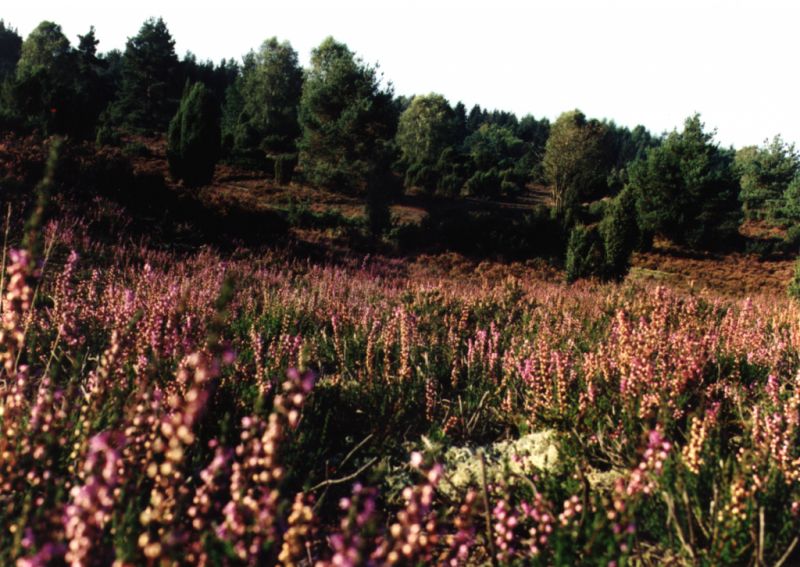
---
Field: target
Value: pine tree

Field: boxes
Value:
[298,37,397,192]
[0,20,22,81]
[113,18,180,131]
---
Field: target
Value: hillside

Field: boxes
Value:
[22,132,789,298]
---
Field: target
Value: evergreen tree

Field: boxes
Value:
[629,114,741,249]
[782,176,800,222]
[298,37,397,192]
[600,186,638,280]
[466,104,485,133]
[72,26,108,139]
[366,169,392,237]
[0,20,22,82]
[565,224,604,283]
[735,136,799,220]
[113,18,180,131]
[167,82,221,187]
[788,256,800,302]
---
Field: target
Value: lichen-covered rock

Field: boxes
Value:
[439,430,559,498]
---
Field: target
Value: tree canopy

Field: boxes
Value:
[0,20,22,82]
[238,38,303,157]
[736,136,799,220]
[298,37,397,191]
[629,114,741,249]
[543,110,608,214]
[112,18,180,130]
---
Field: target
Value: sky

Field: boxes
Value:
[3,0,799,149]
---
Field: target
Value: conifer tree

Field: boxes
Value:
[113,18,180,131]
[167,82,221,187]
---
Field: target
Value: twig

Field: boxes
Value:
[339,434,374,469]
[681,486,696,546]
[308,457,378,493]
[15,235,56,372]
[0,203,11,315]
[758,506,764,566]
[775,536,800,567]
[662,492,695,560]
[42,328,62,380]
[479,451,499,567]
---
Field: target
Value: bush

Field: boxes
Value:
[405,163,436,194]
[789,257,800,302]
[167,82,221,187]
[565,224,604,283]
[95,123,121,148]
[121,141,149,158]
[463,168,501,198]
[436,173,463,198]
[600,187,638,280]
[784,224,800,253]
[273,153,298,185]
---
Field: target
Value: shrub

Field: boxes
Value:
[463,168,501,198]
[95,123,121,148]
[167,82,221,187]
[565,223,604,282]
[366,170,392,237]
[273,153,298,185]
[121,141,149,158]
[600,187,638,280]
[789,257,800,301]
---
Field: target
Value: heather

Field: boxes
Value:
[0,198,798,566]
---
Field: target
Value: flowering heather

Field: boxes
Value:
[0,211,799,565]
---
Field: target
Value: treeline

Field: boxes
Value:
[2,18,800,281]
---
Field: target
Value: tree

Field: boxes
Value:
[629,114,741,249]
[167,82,221,187]
[181,53,239,104]
[298,37,397,192]
[736,136,799,220]
[600,186,638,280]
[565,224,604,283]
[366,167,392,237]
[12,21,80,135]
[113,18,180,131]
[0,20,22,82]
[466,104,485,133]
[782,176,800,222]
[462,123,525,197]
[239,38,303,157]
[516,115,550,183]
[788,256,800,302]
[543,110,608,214]
[396,93,460,192]
[70,26,110,139]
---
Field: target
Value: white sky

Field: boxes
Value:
[4,0,798,149]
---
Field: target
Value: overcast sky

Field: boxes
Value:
[4,0,798,149]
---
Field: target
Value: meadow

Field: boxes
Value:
[0,193,798,567]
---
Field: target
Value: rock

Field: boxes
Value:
[439,430,559,498]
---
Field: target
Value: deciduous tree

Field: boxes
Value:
[543,110,607,214]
